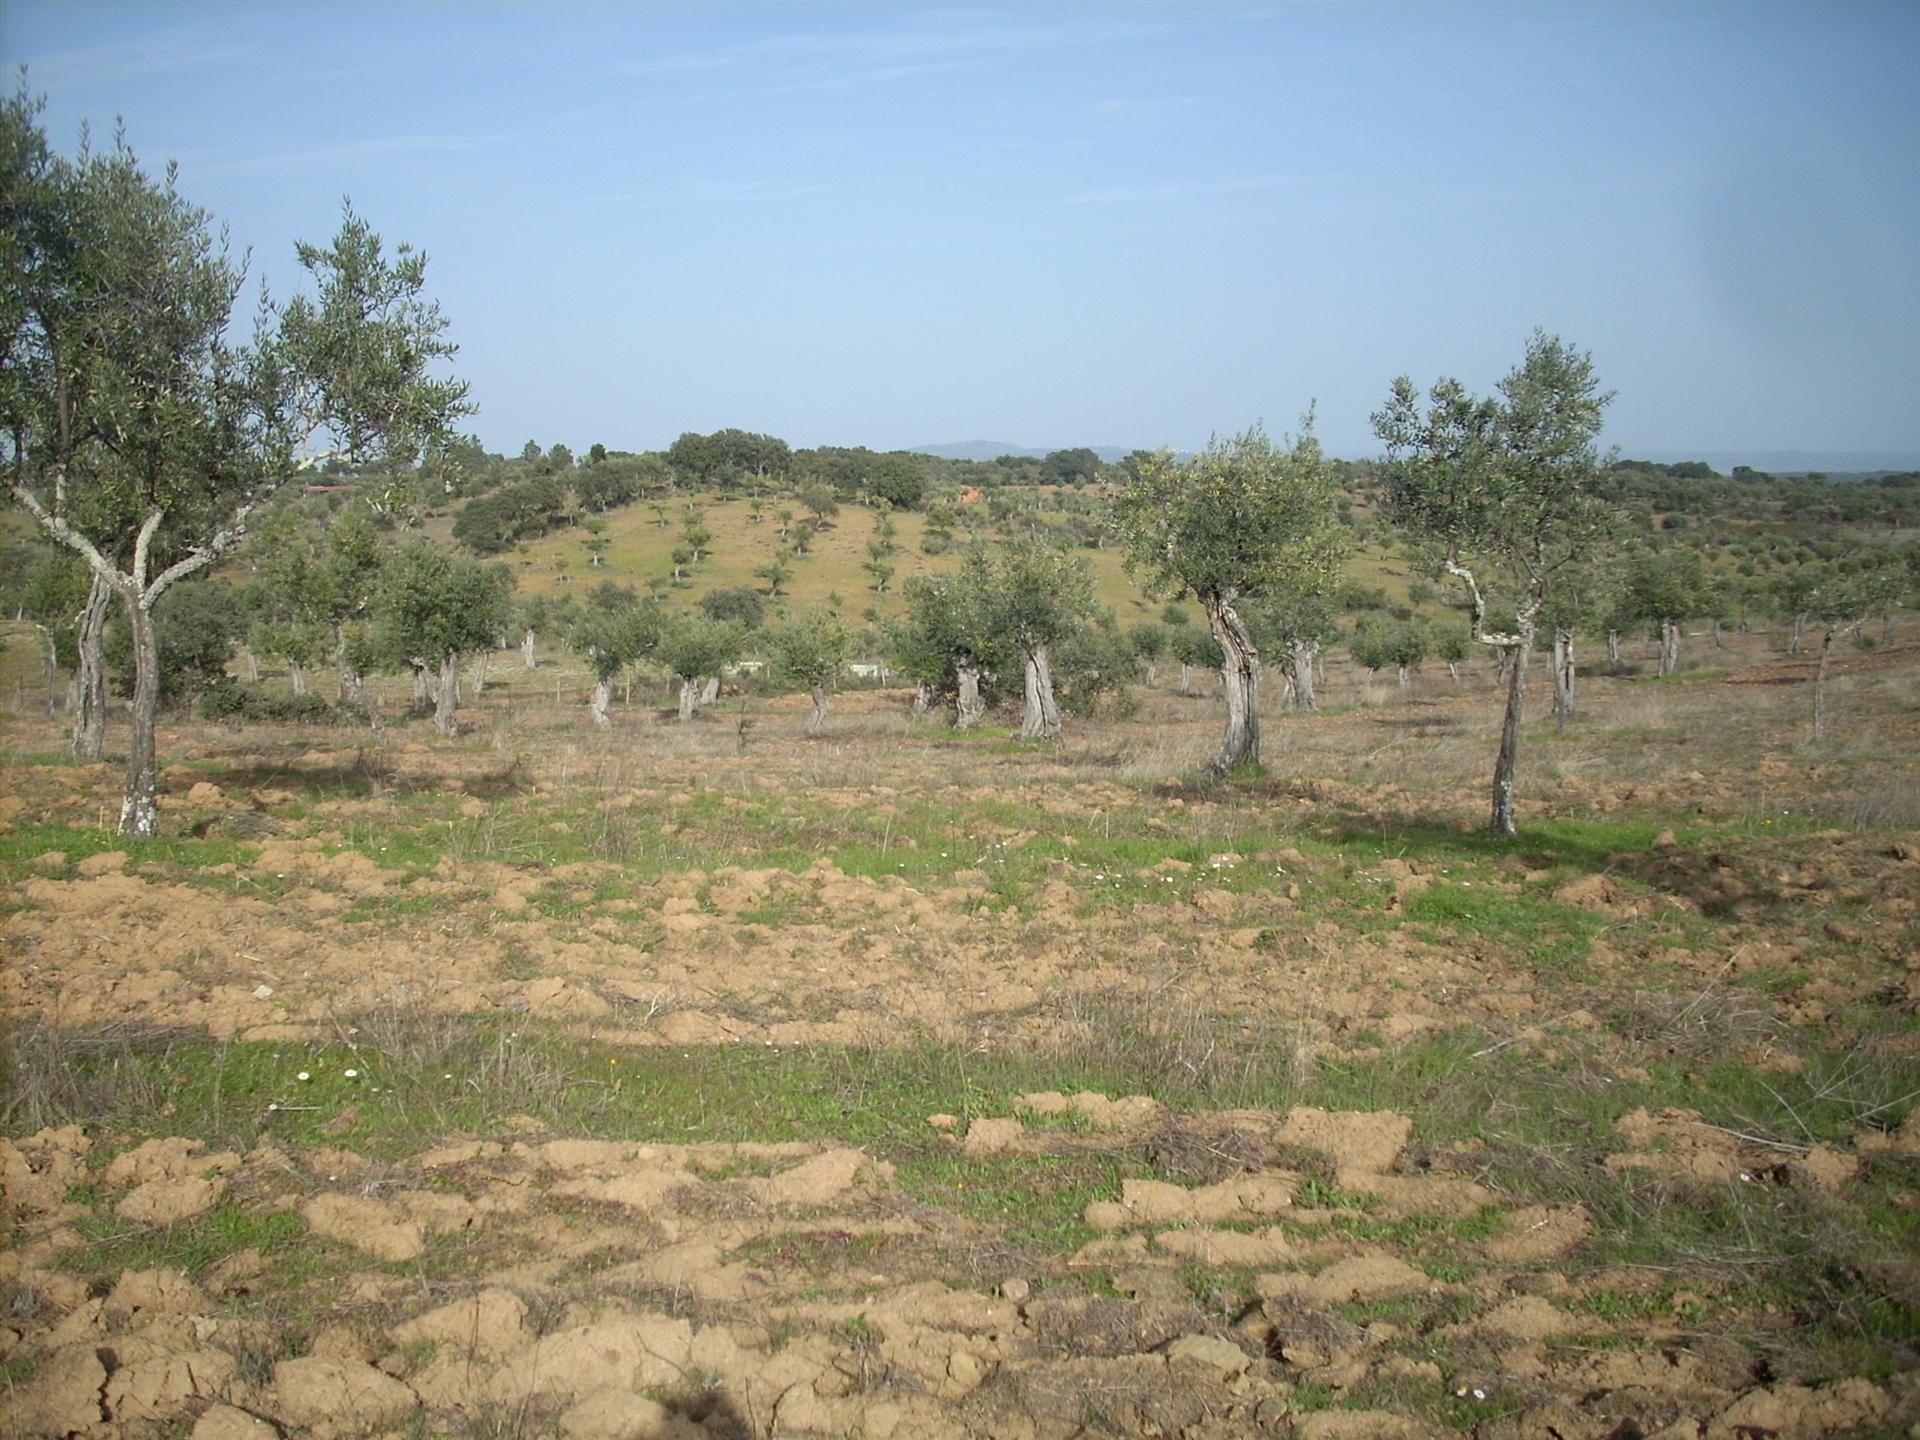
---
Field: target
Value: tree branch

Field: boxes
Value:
[1442,551,1524,649]
[146,493,270,604]
[10,476,127,590]
[131,507,165,592]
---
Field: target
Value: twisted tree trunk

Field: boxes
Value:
[433,653,460,736]
[1550,627,1575,727]
[1205,593,1259,772]
[954,660,985,730]
[1658,618,1679,677]
[71,572,112,761]
[589,676,613,728]
[1291,640,1319,710]
[1491,633,1533,837]
[341,665,387,739]
[120,597,161,837]
[1020,646,1062,741]
[522,628,537,668]
[806,683,827,735]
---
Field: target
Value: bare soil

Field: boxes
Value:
[4,632,1918,1438]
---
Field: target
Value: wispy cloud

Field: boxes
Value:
[20,28,254,93]
[1066,174,1307,205]
[798,59,977,92]
[191,132,493,180]
[622,15,1169,83]
[185,104,598,182]
[579,176,844,210]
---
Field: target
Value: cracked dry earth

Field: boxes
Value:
[4,676,1920,1440]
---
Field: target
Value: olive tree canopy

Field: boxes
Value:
[1111,422,1343,772]
[2,88,468,832]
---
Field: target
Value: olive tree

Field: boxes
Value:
[891,556,1005,728]
[570,586,659,728]
[1806,571,1872,740]
[766,610,854,734]
[657,617,744,722]
[1113,423,1344,771]
[1247,586,1339,710]
[1539,550,1622,723]
[2,91,467,832]
[1373,332,1612,835]
[375,541,513,736]
[983,539,1094,742]
[1623,548,1710,677]
[1169,622,1224,696]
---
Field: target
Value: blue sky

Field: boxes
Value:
[7,1,1919,464]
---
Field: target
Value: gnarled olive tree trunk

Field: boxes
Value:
[120,594,161,837]
[806,684,827,735]
[522,628,537,668]
[1019,646,1062,741]
[289,660,308,697]
[71,572,112,761]
[1290,640,1319,711]
[1813,628,1838,739]
[1550,627,1575,726]
[589,676,613,728]
[1204,593,1259,772]
[677,676,698,722]
[434,653,460,735]
[341,665,387,739]
[911,681,937,718]
[1658,618,1680,677]
[954,659,985,730]
[1491,631,1534,837]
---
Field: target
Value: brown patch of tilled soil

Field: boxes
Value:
[6,1100,1909,1439]
[5,647,1919,1438]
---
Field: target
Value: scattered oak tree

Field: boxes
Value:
[1113,423,1344,771]
[1374,331,1612,835]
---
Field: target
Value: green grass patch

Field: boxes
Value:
[1401,881,1599,968]
[61,1202,306,1280]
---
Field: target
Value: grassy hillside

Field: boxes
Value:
[508,494,1155,619]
